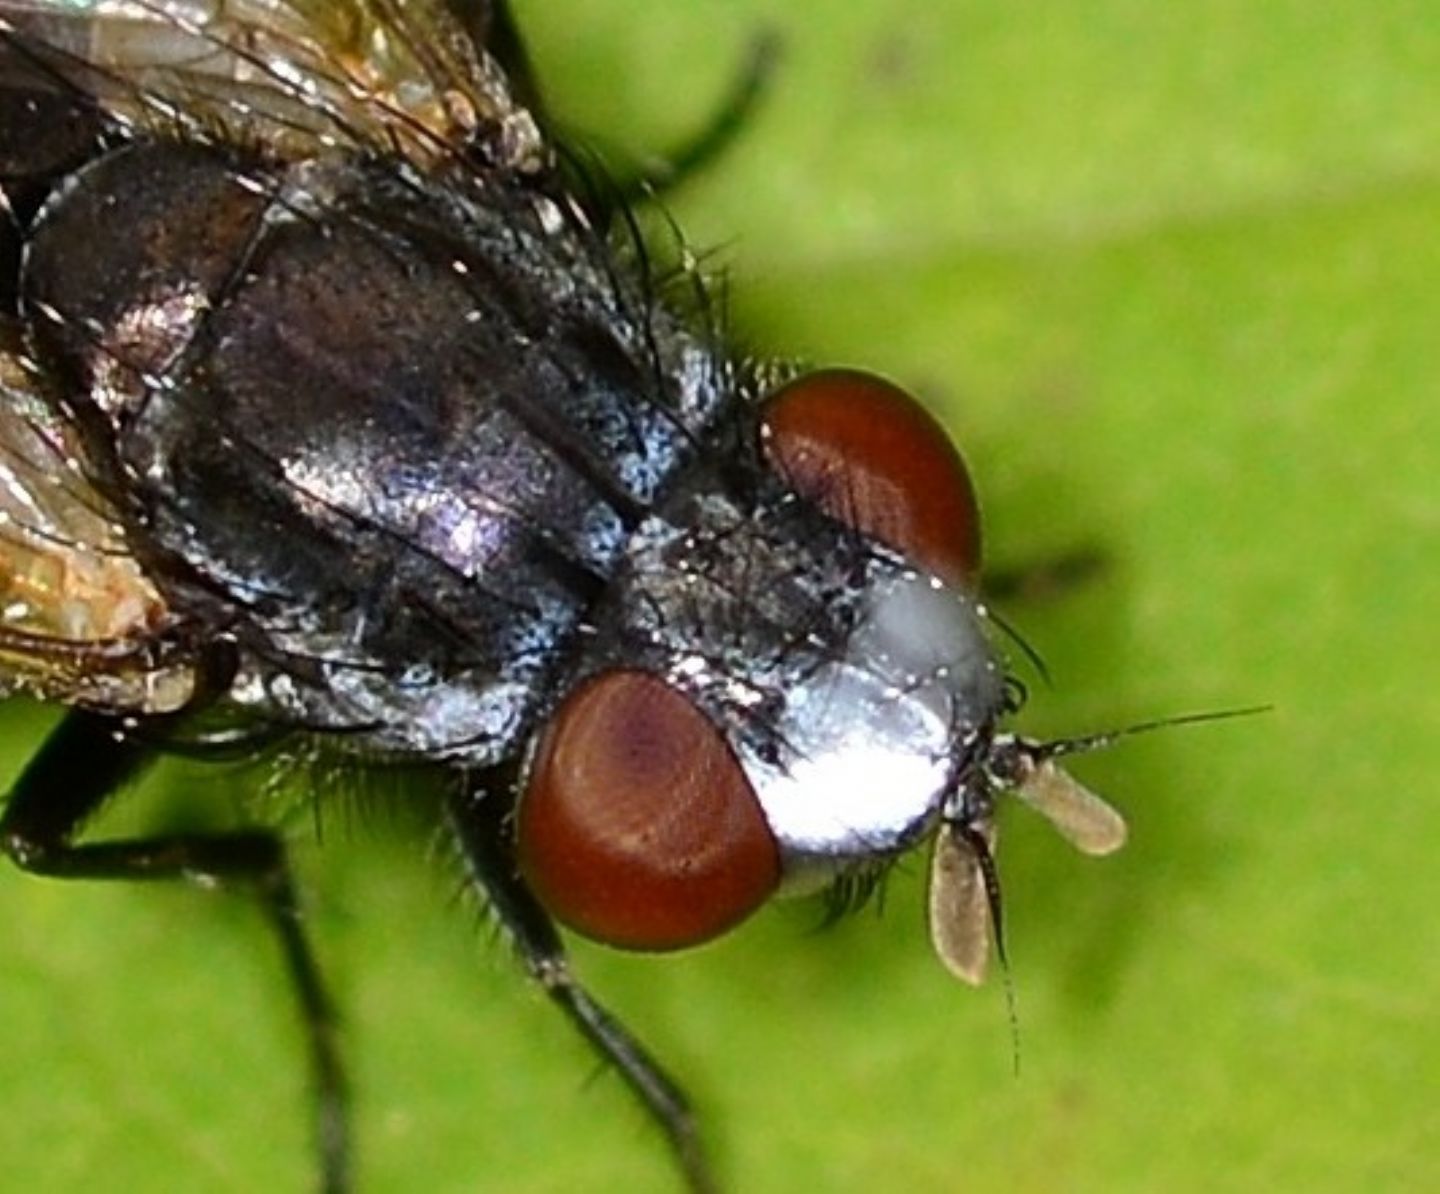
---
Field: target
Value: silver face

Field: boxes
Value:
[735,571,1004,891]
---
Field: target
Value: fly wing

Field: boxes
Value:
[0,0,545,171]
[0,339,195,712]
[927,820,996,986]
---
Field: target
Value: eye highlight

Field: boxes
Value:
[760,369,982,588]
[517,669,781,950]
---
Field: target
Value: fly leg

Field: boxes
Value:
[621,30,779,199]
[447,783,714,1194]
[473,0,776,206]
[0,709,349,1194]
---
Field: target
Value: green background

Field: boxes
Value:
[1,1,1435,1190]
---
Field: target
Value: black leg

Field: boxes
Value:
[447,782,715,1194]
[0,710,349,1194]
[473,1,775,203]
[628,30,780,199]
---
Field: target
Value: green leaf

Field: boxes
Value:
[1,2,1434,1191]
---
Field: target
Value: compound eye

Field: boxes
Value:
[760,369,982,588]
[518,669,781,951]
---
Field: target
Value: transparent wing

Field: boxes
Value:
[0,0,545,170]
[927,820,996,986]
[0,337,195,711]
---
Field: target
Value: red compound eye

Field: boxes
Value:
[518,669,780,951]
[761,368,982,588]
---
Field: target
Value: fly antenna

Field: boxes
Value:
[985,705,1270,859]
[1033,704,1272,763]
[956,822,1021,1076]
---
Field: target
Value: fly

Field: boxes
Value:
[1,3,1146,1190]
